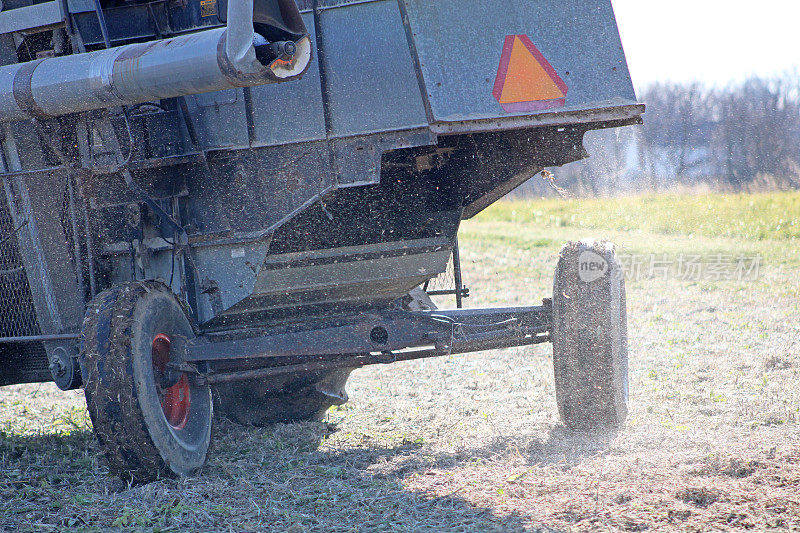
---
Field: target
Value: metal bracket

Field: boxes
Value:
[424,237,469,308]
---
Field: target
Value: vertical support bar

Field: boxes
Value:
[92,0,112,49]
[66,175,87,304]
[177,97,201,149]
[243,87,257,146]
[146,4,164,39]
[0,130,9,173]
[452,237,464,309]
[77,174,97,298]
[310,1,341,181]
[311,1,334,137]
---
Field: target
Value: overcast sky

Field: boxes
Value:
[612,0,800,90]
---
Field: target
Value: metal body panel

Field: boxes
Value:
[400,0,637,127]
[317,0,428,137]
[185,13,325,150]
[202,237,454,327]
[250,12,327,146]
[332,128,434,186]
[190,240,272,323]
[252,237,452,298]
[70,0,225,47]
[66,0,102,12]
[185,89,251,150]
[5,174,87,368]
[186,141,334,236]
[0,2,64,34]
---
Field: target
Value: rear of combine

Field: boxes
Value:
[0,0,642,481]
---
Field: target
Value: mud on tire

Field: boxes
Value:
[79,281,212,482]
[552,240,629,430]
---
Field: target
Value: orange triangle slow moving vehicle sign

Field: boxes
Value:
[492,35,568,112]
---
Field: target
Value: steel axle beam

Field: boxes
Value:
[178,303,553,385]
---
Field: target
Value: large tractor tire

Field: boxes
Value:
[552,240,628,430]
[212,368,352,426]
[79,281,213,482]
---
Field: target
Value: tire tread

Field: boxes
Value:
[80,281,174,482]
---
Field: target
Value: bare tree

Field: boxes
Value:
[640,82,712,183]
[710,75,800,188]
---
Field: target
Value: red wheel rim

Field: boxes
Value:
[152,333,191,430]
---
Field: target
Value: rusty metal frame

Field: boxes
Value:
[173,302,552,385]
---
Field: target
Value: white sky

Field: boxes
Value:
[612,0,800,90]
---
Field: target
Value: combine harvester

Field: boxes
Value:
[0,0,642,481]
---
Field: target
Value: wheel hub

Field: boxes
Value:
[152,333,191,430]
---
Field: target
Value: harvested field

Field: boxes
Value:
[2,190,799,532]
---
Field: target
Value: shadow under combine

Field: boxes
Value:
[0,418,616,531]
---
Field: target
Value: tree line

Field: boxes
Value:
[514,74,800,196]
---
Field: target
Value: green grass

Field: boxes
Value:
[2,189,800,532]
[479,190,800,241]
[461,190,800,271]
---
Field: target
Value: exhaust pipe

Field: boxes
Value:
[0,0,311,123]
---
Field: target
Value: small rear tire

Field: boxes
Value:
[79,281,212,482]
[552,240,628,430]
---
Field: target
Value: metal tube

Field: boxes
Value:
[199,332,551,385]
[0,333,79,343]
[0,0,312,123]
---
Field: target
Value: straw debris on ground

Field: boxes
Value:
[1,191,799,532]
